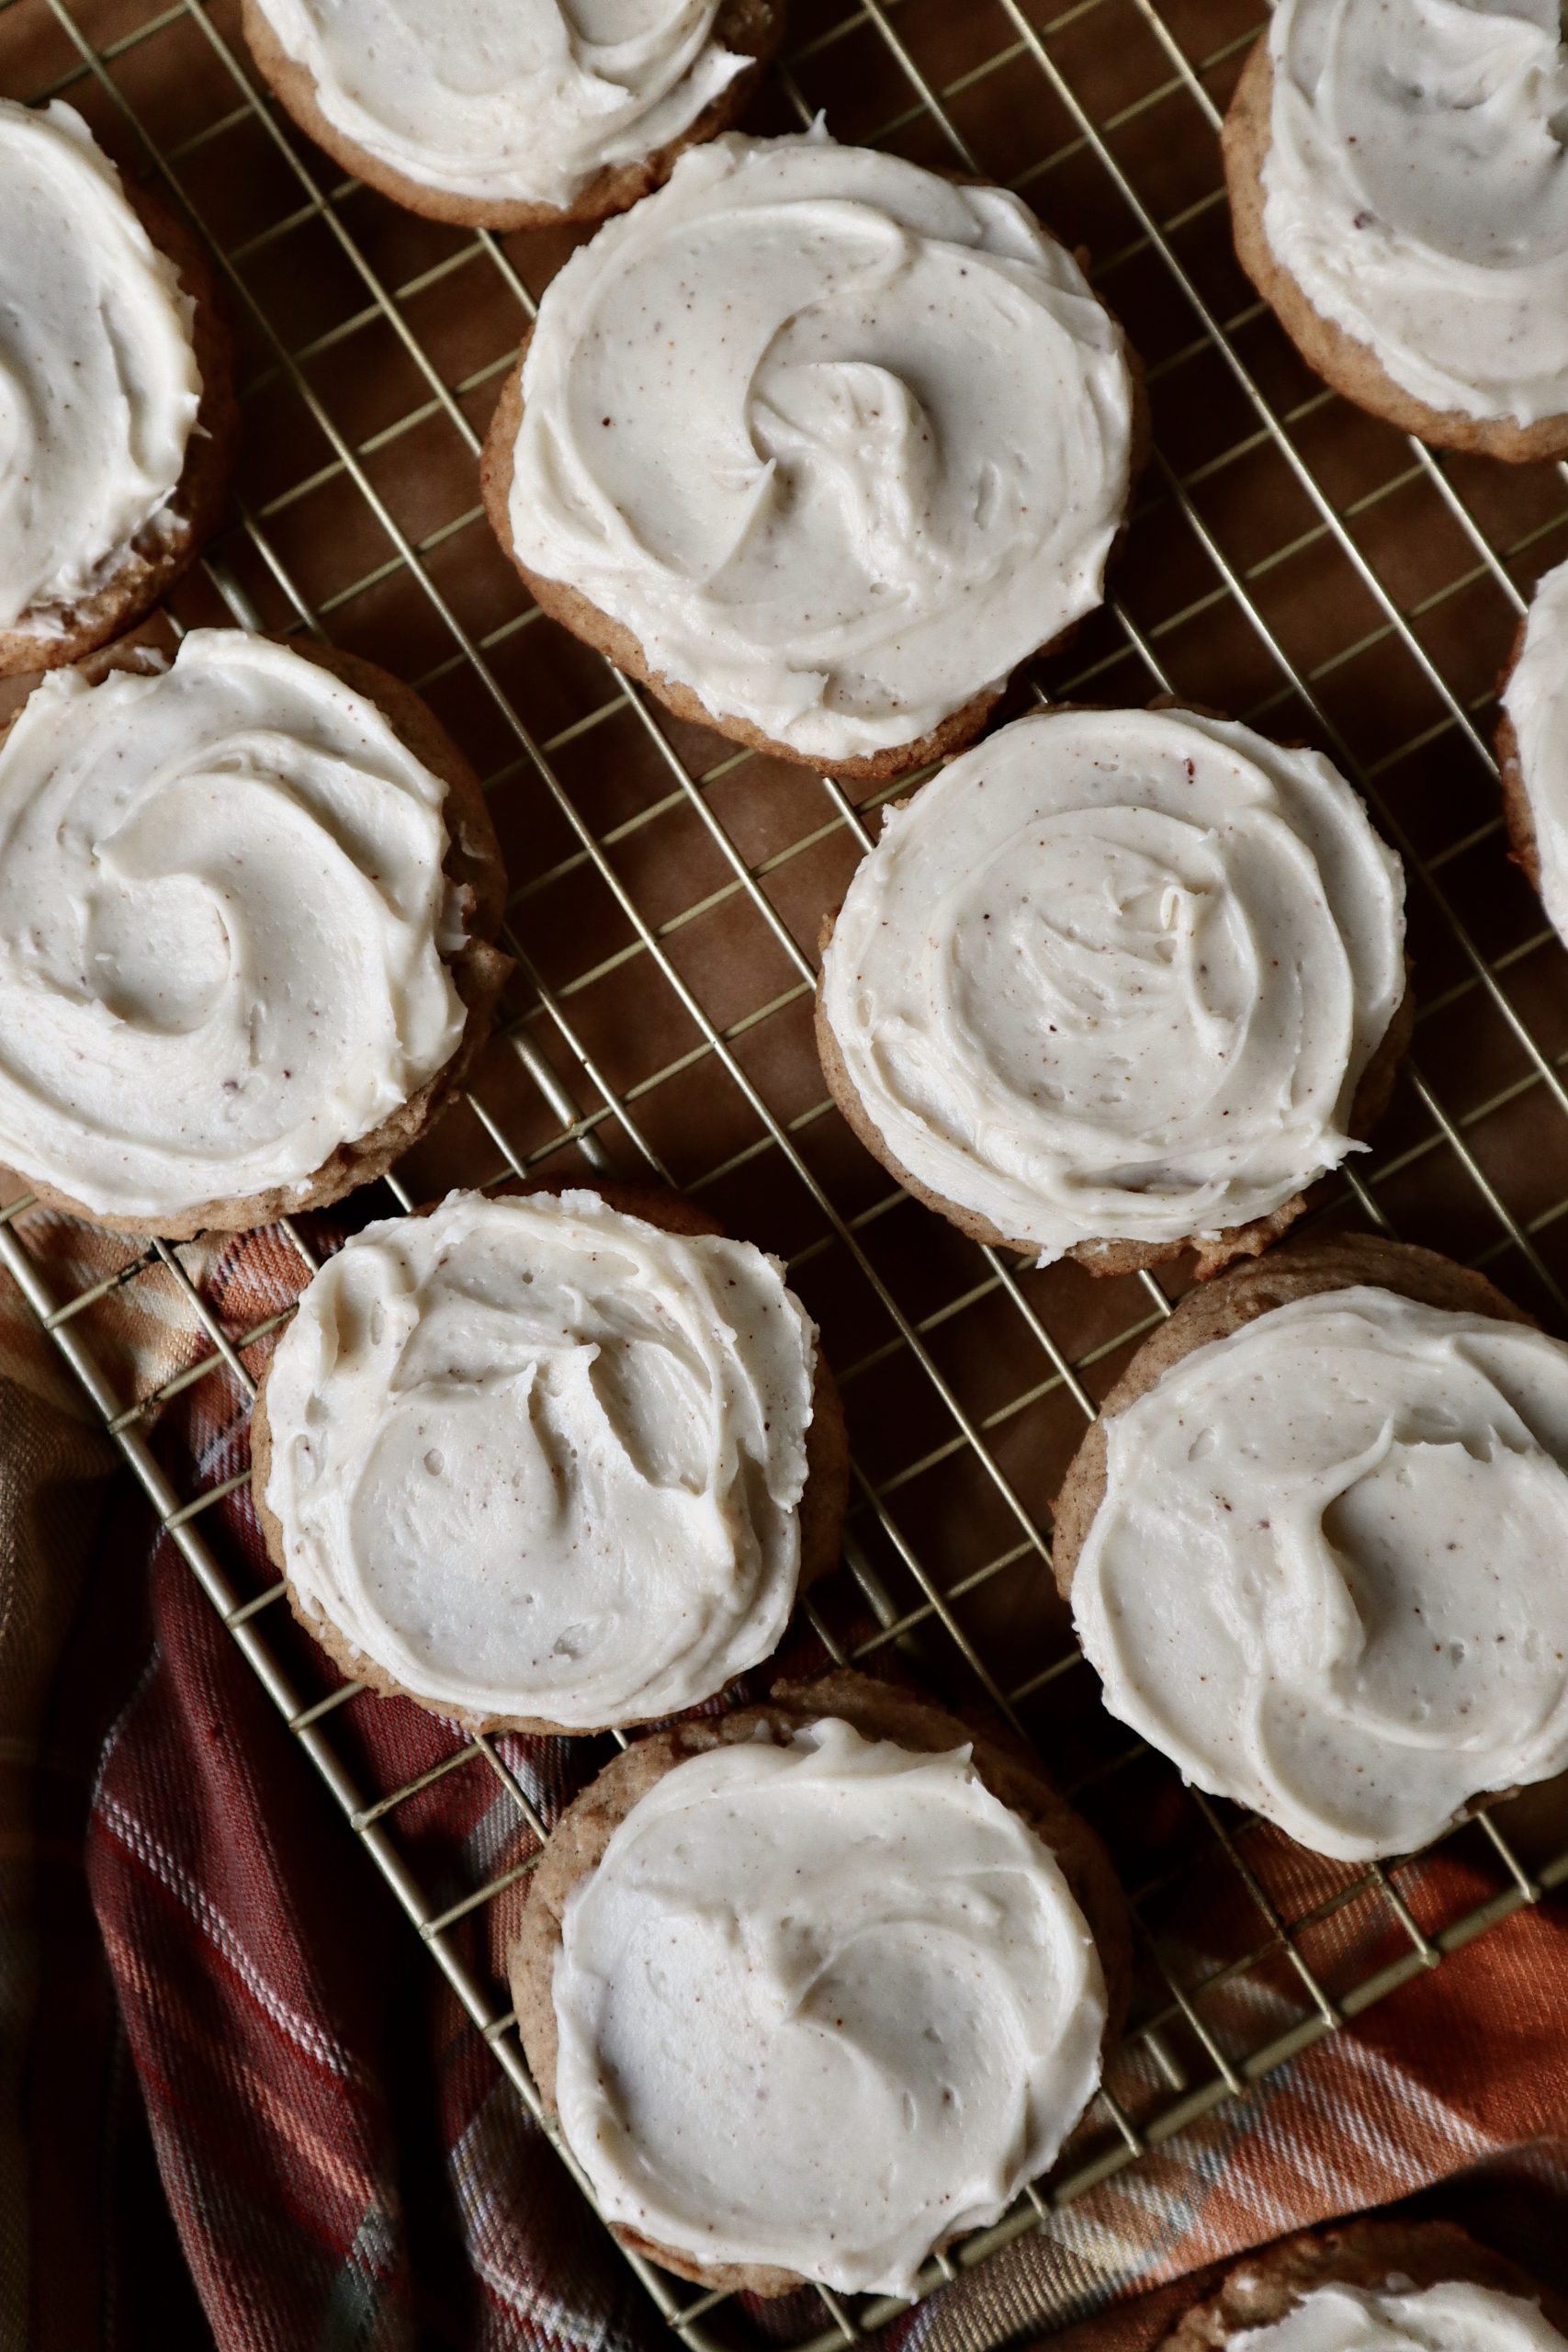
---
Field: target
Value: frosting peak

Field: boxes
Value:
[503,130,1137,763]
[0,99,200,630]
[550,1717,1107,2291]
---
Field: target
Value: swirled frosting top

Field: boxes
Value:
[550,1716,1107,2290]
[1071,1284,1568,1860]
[264,1187,818,1728]
[1229,2281,1567,2352]
[0,631,468,1221]
[1260,0,1568,427]
[1502,554,1568,946]
[504,130,1137,763]
[818,707,1405,1261]
[247,0,747,209]
[0,100,201,633]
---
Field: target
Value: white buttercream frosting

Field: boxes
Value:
[248,0,747,210]
[1260,0,1568,428]
[1502,554,1568,946]
[0,99,201,632]
[550,1716,1107,2291]
[818,707,1404,1262]
[504,130,1137,763]
[1229,2280,1567,2352]
[1072,1284,1568,1861]
[264,1187,818,1728]
[0,630,468,1222]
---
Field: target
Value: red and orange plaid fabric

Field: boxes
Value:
[6,1202,1568,2351]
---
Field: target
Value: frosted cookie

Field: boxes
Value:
[0,631,510,1236]
[817,707,1409,1278]
[241,0,783,231]
[480,130,1143,782]
[253,1182,848,1734]
[508,1668,1128,2295]
[1054,1234,1568,1861]
[1496,556,1568,946]
[1222,1,1568,460]
[1161,2221,1568,2352]
[0,101,236,676]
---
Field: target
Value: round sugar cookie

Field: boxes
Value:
[1054,1234,1568,1863]
[816,705,1410,1277]
[481,129,1145,781]
[508,1667,1129,2294]
[241,0,784,231]
[0,630,510,1235]
[0,100,237,676]
[254,1180,850,1734]
[1222,8,1568,459]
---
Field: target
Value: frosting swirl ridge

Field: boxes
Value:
[1261,0,1568,425]
[263,1187,818,1729]
[504,130,1137,763]
[246,0,748,209]
[551,1717,1107,2290]
[0,631,468,1221]
[0,99,200,630]
[1071,1286,1568,1860]
[818,707,1404,1261]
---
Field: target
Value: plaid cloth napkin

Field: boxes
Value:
[6,1204,1568,2352]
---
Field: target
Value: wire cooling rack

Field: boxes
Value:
[5,0,1568,2345]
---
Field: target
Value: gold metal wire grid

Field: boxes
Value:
[3,0,1568,2345]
